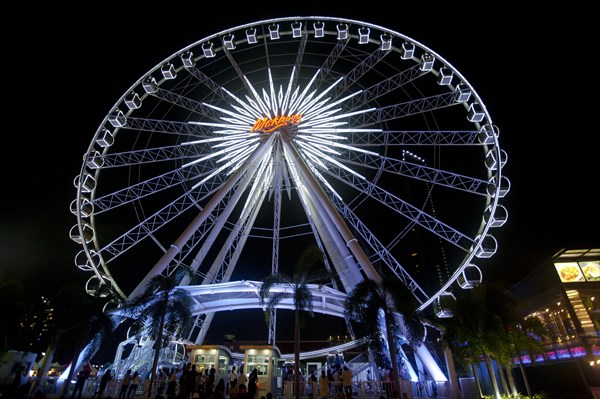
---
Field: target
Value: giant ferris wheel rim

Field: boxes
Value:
[73,15,507,321]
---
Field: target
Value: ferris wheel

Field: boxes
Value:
[71,16,509,341]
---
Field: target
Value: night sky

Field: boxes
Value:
[1,1,597,342]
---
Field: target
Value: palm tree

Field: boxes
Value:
[125,266,194,397]
[442,285,501,398]
[441,281,522,399]
[495,312,548,397]
[344,276,425,395]
[258,245,332,399]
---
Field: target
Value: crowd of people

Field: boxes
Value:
[161,363,267,399]
[23,363,267,399]
[3,359,429,399]
[302,363,353,399]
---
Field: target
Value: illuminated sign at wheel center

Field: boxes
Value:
[250,114,302,133]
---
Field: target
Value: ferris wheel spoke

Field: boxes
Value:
[333,151,490,195]
[125,117,214,138]
[351,91,461,127]
[146,87,226,122]
[128,139,275,298]
[91,159,227,215]
[342,129,481,146]
[168,171,272,285]
[330,47,393,98]
[289,31,308,87]
[180,171,270,287]
[96,171,240,271]
[90,144,204,168]
[324,188,429,304]
[183,64,238,104]
[171,192,243,275]
[97,192,214,266]
[313,39,351,91]
[221,50,263,96]
[203,176,271,287]
[92,168,188,213]
[321,163,476,251]
[342,64,427,110]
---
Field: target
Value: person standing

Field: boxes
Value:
[365,370,372,394]
[166,369,178,399]
[247,369,258,399]
[119,370,132,399]
[228,381,239,399]
[207,365,216,391]
[229,366,238,388]
[187,364,199,399]
[238,368,247,388]
[332,367,341,395]
[175,367,183,386]
[236,384,250,399]
[71,368,90,399]
[126,372,141,399]
[333,354,342,370]
[92,370,113,399]
[178,363,190,397]
[214,378,226,399]
[341,366,352,398]
[157,368,167,395]
[319,370,329,399]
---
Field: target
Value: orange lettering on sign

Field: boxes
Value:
[250,114,302,133]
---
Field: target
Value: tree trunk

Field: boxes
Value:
[442,343,460,399]
[384,312,400,395]
[517,358,532,397]
[147,337,161,397]
[294,308,301,399]
[148,300,168,397]
[505,363,517,397]
[470,363,483,399]
[484,356,500,399]
[497,364,509,396]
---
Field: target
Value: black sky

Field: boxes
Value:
[1,1,597,309]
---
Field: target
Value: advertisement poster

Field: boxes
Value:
[579,261,600,281]
[554,262,585,283]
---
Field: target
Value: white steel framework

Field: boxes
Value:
[71,16,509,382]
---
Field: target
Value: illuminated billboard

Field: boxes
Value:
[554,261,600,283]
[579,261,600,281]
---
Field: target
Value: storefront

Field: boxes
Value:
[239,345,282,397]
[187,345,234,383]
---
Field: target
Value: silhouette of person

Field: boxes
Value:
[119,370,132,399]
[237,384,252,399]
[247,369,258,399]
[126,372,140,399]
[341,366,352,398]
[93,371,113,399]
[71,368,90,399]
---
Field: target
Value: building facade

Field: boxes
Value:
[512,248,600,394]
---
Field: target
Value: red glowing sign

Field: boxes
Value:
[250,114,302,133]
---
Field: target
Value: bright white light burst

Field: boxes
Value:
[186,68,381,195]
